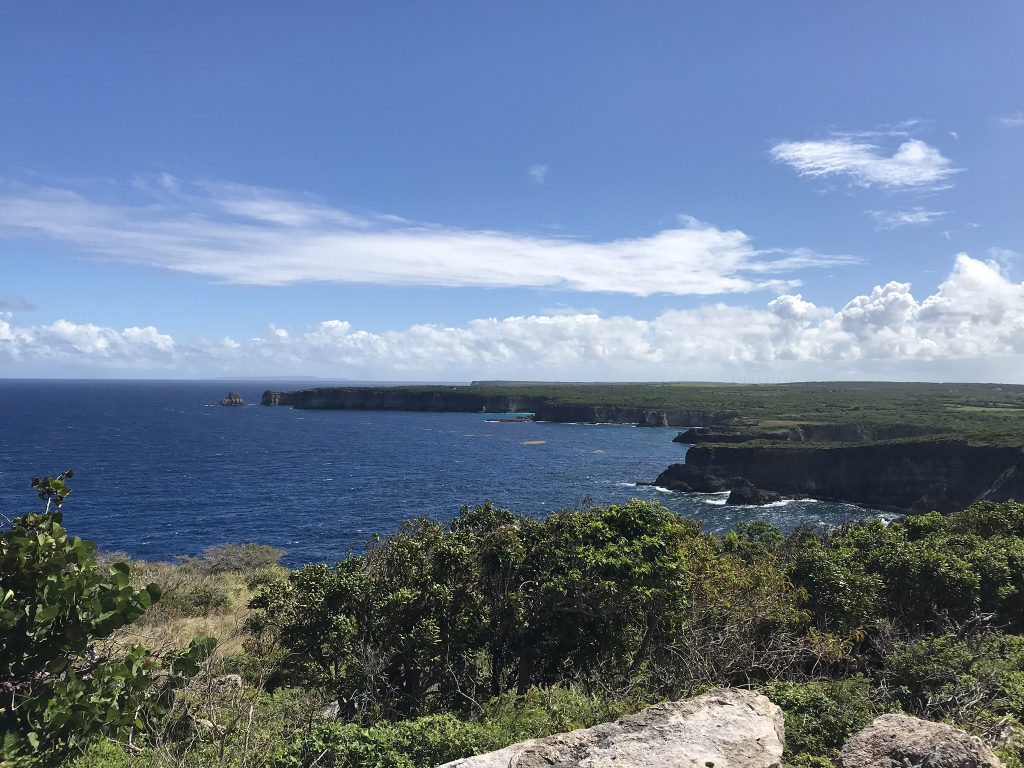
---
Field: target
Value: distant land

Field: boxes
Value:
[262,381,1024,513]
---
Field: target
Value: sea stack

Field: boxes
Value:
[219,392,245,406]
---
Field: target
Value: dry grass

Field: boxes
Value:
[97,546,286,658]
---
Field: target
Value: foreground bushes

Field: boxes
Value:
[8,478,1024,767]
[0,473,211,767]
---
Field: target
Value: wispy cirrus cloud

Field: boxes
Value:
[770,136,959,189]
[527,164,548,185]
[0,176,853,297]
[998,111,1024,128]
[868,208,950,230]
[2,255,1022,381]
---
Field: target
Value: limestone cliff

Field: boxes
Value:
[655,440,1024,512]
[673,423,941,444]
[261,387,545,413]
[532,404,736,427]
[261,387,736,427]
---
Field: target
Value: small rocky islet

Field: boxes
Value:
[218,391,245,406]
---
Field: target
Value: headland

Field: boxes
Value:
[262,381,1024,512]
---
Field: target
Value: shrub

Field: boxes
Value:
[762,677,876,765]
[275,714,502,768]
[0,471,211,766]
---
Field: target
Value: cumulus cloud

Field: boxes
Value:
[770,137,959,188]
[0,314,177,370]
[868,208,950,230]
[3,255,1024,381]
[528,164,548,184]
[0,177,851,297]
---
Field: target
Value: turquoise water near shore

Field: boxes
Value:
[0,380,878,564]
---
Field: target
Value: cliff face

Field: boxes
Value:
[673,423,941,444]
[261,388,736,427]
[261,387,548,413]
[655,440,1024,512]
[532,404,736,427]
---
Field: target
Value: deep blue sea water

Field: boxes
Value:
[0,380,880,565]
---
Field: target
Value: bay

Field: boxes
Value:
[0,380,876,565]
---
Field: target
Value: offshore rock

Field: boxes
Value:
[840,713,1004,768]
[726,478,783,506]
[438,688,784,768]
[219,392,245,406]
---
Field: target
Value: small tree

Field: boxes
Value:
[0,471,211,766]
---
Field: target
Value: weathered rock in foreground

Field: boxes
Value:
[438,688,784,768]
[840,713,1004,768]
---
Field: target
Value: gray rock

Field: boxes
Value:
[840,713,1004,768]
[725,478,783,506]
[438,688,783,768]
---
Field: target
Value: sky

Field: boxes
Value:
[1,2,1023,381]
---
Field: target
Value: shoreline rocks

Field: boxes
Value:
[655,440,1024,513]
[726,478,785,506]
[219,392,245,406]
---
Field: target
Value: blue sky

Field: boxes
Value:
[2,2,1023,380]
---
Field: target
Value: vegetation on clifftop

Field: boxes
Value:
[5,475,1024,767]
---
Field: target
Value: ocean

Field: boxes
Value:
[0,380,879,565]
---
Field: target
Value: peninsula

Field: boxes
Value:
[262,381,1024,513]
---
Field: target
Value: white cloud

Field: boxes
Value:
[770,137,959,188]
[528,164,548,184]
[0,178,851,297]
[868,208,949,230]
[999,111,1024,128]
[0,314,177,370]
[4,255,1024,381]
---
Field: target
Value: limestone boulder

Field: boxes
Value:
[840,713,1004,768]
[438,688,784,768]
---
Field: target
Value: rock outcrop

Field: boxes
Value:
[219,392,244,406]
[840,713,1004,768]
[438,688,784,768]
[726,478,784,506]
[655,440,1024,513]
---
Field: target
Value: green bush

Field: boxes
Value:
[879,632,1024,722]
[762,678,876,764]
[0,472,211,766]
[275,714,502,768]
